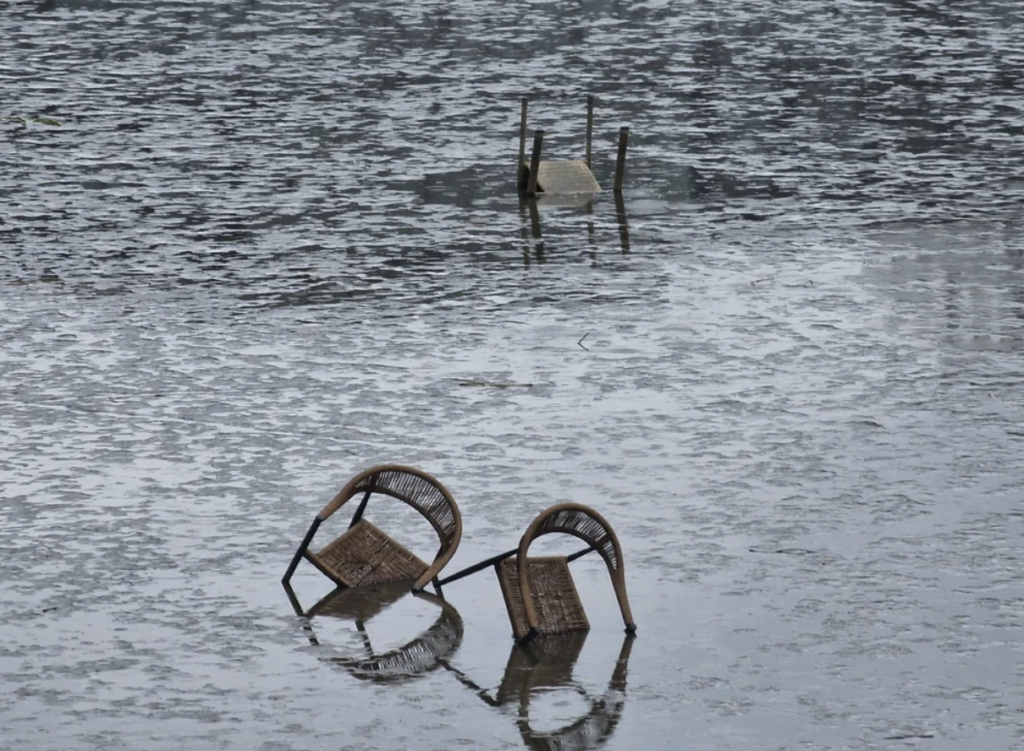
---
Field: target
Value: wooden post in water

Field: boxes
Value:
[518,98,529,184]
[613,126,629,192]
[526,129,544,196]
[585,95,595,170]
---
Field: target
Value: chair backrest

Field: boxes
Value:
[516,503,635,634]
[317,464,462,584]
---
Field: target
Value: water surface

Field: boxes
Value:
[3,1,1024,749]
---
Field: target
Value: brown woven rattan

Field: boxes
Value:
[287,464,462,592]
[513,503,635,642]
[318,465,461,544]
[497,556,589,641]
[311,520,429,588]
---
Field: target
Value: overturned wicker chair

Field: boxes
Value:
[439,502,635,644]
[282,464,462,593]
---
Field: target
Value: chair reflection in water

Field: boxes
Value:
[285,580,464,683]
[519,192,630,267]
[445,631,635,751]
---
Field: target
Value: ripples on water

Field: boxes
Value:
[2,1,1024,749]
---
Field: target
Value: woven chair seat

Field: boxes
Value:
[498,556,589,641]
[310,520,428,588]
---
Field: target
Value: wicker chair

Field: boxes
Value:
[284,581,464,683]
[439,502,635,644]
[444,631,635,751]
[282,464,462,593]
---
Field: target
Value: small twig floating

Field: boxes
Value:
[578,333,590,351]
[457,380,533,389]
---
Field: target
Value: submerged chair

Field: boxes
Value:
[282,464,462,592]
[284,580,464,683]
[439,502,635,644]
[444,631,635,751]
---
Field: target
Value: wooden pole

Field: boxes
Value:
[526,129,544,196]
[518,98,528,184]
[613,126,629,192]
[585,95,595,169]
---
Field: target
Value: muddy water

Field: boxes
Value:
[2,1,1024,749]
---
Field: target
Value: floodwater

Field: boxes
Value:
[2,0,1024,749]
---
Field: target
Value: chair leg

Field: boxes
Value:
[282,516,322,585]
[515,626,540,646]
[611,573,636,633]
[348,490,373,528]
